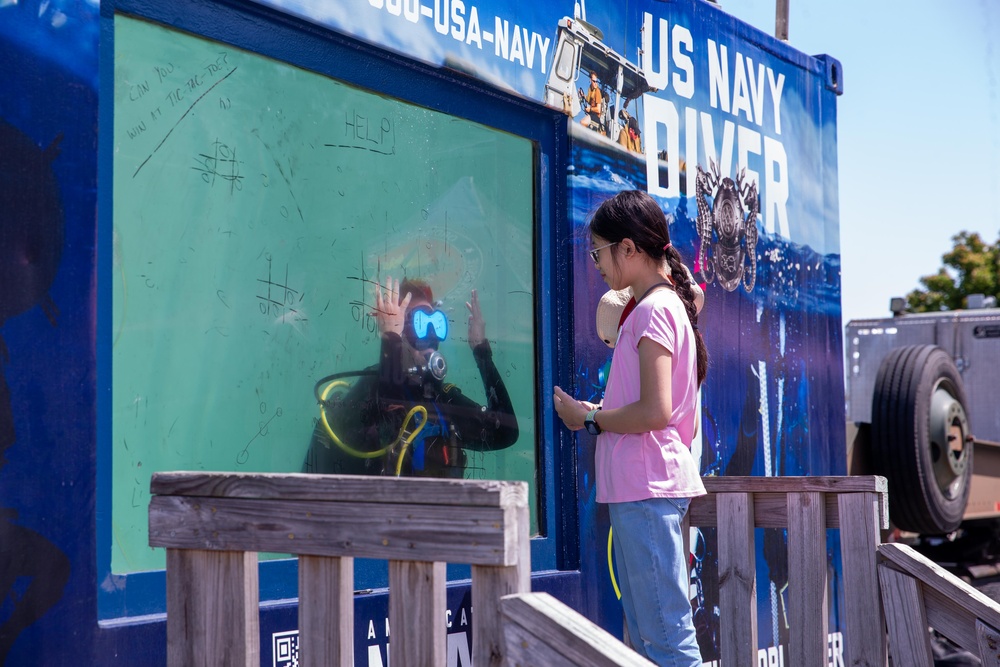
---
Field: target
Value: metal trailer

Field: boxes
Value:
[846,300,1000,539]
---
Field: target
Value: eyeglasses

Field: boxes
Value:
[589,241,618,264]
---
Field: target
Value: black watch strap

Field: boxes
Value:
[585,408,602,435]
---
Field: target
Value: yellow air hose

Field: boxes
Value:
[608,526,622,600]
[319,380,428,476]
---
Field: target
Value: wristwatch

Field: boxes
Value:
[584,408,602,435]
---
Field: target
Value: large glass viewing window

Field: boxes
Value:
[110,15,538,578]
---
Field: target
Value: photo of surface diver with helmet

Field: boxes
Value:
[304,276,519,478]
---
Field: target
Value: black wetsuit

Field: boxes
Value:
[304,332,518,478]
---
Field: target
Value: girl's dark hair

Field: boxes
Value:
[589,189,708,385]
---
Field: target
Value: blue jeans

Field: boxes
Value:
[609,497,702,667]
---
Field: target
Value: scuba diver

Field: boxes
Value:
[304,276,519,478]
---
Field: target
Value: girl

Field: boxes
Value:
[553,190,707,666]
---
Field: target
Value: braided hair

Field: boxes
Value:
[589,190,709,385]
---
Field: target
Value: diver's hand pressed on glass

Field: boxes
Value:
[466,289,486,350]
[374,276,411,337]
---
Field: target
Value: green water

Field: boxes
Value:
[112,15,538,574]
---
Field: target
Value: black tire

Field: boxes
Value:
[871,345,972,535]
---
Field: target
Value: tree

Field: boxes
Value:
[906,231,1000,312]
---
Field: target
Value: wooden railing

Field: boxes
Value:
[148,472,531,667]
[500,592,654,666]
[878,541,1000,666]
[150,473,889,667]
[496,475,889,667]
[690,476,889,667]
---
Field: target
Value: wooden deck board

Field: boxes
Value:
[149,494,517,564]
[151,471,528,508]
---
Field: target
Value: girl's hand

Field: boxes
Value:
[466,289,486,350]
[374,277,411,337]
[552,386,598,431]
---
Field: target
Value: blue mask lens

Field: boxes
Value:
[411,308,448,342]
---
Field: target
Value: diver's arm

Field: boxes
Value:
[372,276,414,396]
[437,341,518,451]
[306,277,414,475]
[325,330,406,422]
[377,331,407,392]
[472,341,519,447]
[305,329,412,475]
[449,290,518,450]
[316,332,406,453]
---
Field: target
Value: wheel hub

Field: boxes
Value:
[929,383,970,498]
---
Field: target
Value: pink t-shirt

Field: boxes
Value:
[595,288,706,503]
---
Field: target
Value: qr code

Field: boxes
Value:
[273,630,300,667]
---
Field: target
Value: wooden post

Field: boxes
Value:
[298,555,353,667]
[165,549,259,667]
[787,492,827,667]
[389,560,447,667]
[878,564,934,666]
[473,503,532,667]
[717,492,756,667]
[838,492,887,667]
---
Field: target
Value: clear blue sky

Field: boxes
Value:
[722,0,1000,326]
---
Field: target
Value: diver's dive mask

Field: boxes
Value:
[404,305,448,350]
[403,305,449,391]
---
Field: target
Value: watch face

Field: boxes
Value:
[585,420,599,435]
